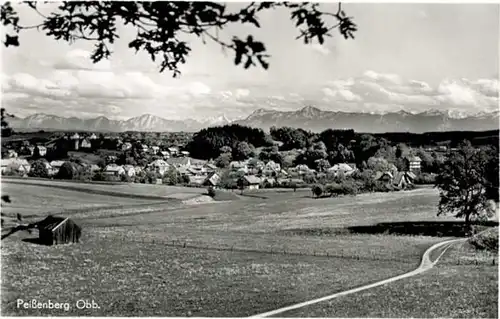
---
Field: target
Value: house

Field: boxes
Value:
[327,163,355,176]
[405,156,422,172]
[89,133,98,140]
[148,159,170,176]
[49,161,65,175]
[203,172,220,187]
[150,146,160,154]
[140,144,149,152]
[80,138,92,149]
[238,175,262,190]
[1,158,31,175]
[180,151,190,157]
[187,166,205,176]
[36,145,47,156]
[160,151,170,159]
[167,147,179,156]
[166,157,191,168]
[28,146,35,156]
[121,142,132,151]
[230,161,247,171]
[392,171,415,189]
[263,160,281,176]
[104,164,125,176]
[123,165,136,177]
[36,215,81,245]
[204,163,217,172]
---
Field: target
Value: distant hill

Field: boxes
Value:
[233,106,500,133]
[9,107,499,133]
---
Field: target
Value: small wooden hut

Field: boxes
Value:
[37,216,82,245]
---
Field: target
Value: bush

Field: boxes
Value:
[413,172,436,185]
[311,184,324,198]
[207,186,216,197]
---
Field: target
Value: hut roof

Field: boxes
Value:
[37,216,72,232]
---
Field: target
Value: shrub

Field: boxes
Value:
[413,172,436,185]
[339,180,358,195]
[311,184,324,198]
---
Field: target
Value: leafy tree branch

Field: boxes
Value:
[1,1,357,77]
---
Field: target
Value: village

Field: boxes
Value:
[0,129,434,195]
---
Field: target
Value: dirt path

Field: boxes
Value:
[248,237,467,318]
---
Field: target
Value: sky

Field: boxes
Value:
[1,2,499,121]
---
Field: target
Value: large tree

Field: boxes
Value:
[435,140,496,229]
[2,1,356,77]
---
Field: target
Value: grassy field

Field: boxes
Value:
[1,230,427,317]
[1,183,495,317]
[282,238,498,318]
[0,182,172,218]
[2,178,206,199]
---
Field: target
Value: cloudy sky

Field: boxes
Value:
[1,2,499,120]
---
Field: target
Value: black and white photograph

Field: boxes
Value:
[0,1,499,317]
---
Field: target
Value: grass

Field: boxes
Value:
[1,182,165,217]
[3,184,493,316]
[1,230,422,317]
[3,178,206,200]
[280,239,498,318]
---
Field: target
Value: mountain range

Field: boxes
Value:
[9,113,232,133]
[9,107,499,133]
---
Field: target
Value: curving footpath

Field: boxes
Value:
[248,237,467,318]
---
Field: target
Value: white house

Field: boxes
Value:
[1,158,31,175]
[327,163,356,176]
[80,138,92,149]
[36,145,47,156]
[167,147,179,156]
[148,159,170,176]
[49,160,66,175]
[123,165,137,177]
[104,164,125,176]
[160,151,170,159]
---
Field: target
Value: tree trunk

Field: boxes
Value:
[465,212,472,236]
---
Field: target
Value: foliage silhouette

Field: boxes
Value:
[1,1,357,77]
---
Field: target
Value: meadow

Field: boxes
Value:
[1,180,496,317]
[282,233,498,318]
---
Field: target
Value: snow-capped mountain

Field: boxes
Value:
[8,107,499,133]
[9,113,232,132]
[233,106,499,133]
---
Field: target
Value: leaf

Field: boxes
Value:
[4,34,18,47]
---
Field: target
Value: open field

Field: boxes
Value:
[1,230,431,317]
[281,239,498,318]
[0,182,172,218]
[2,178,206,199]
[1,183,497,316]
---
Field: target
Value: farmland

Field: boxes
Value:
[1,181,497,317]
